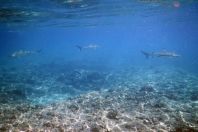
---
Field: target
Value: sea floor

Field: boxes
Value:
[0,62,198,132]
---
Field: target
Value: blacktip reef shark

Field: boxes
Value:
[141,50,181,59]
[10,49,42,58]
[75,44,100,51]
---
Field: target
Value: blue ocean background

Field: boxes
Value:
[0,2,198,72]
[0,1,198,131]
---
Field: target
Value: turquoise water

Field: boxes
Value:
[0,0,198,131]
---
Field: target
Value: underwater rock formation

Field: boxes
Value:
[56,69,108,91]
[190,91,198,101]
[106,109,118,120]
[139,85,155,93]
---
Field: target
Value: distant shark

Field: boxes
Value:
[10,49,42,58]
[141,50,181,59]
[75,44,99,51]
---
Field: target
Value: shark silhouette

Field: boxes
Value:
[75,44,99,51]
[141,50,181,59]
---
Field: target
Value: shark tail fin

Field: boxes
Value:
[141,51,150,59]
[75,45,83,51]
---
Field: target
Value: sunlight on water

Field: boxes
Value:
[0,0,197,28]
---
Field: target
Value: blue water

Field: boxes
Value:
[0,0,198,131]
[0,1,198,71]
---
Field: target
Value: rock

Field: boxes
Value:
[0,94,9,103]
[139,85,155,93]
[0,125,8,132]
[90,124,101,132]
[25,78,37,85]
[165,93,178,101]
[120,122,147,132]
[68,104,79,112]
[112,127,122,132]
[56,75,66,83]
[43,121,54,127]
[153,99,167,108]
[10,89,26,97]
[106,110,118,120]
[69,71,82,81]
[18,122,30,131]
[86,72,103,81]
[190,91,198,101]
[57,126,65,132]
[174,126,198,132]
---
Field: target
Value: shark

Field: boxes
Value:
[75,44,99,51]
[141,50,181,59]
[10,49,42,58]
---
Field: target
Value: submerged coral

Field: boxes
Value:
[0,63,198,131]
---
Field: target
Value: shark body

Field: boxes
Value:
[141,50,181,59]
[10,50,41,58]
[75,44,99,51]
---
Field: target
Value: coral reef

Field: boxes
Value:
[0,63,198,131]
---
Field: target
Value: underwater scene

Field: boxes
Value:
[0,0,198,132]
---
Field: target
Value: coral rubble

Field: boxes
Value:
[0,63,198,131]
